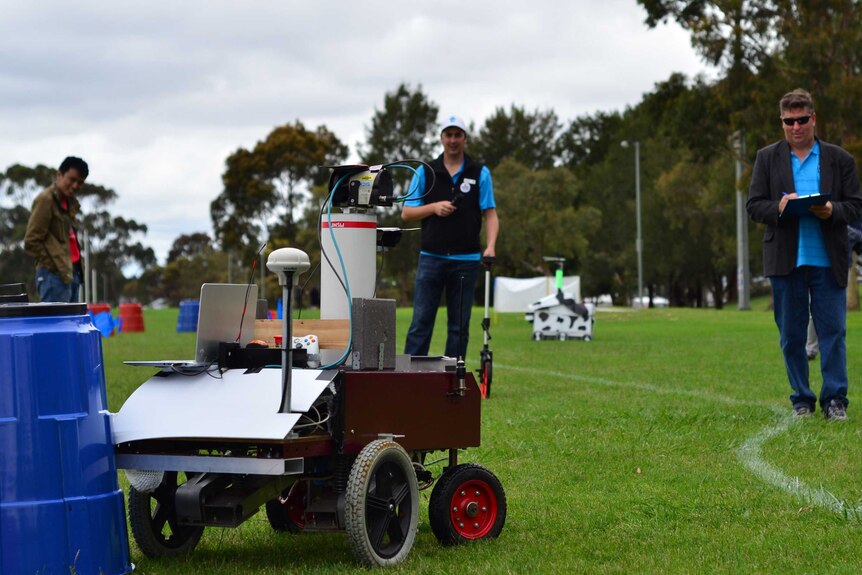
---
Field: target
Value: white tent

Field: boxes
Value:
[494,276,581,312]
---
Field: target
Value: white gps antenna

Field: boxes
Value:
[266,248,311,413]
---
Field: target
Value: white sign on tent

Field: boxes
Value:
[494,276,581,312]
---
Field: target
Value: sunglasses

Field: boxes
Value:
[782,115,812,126]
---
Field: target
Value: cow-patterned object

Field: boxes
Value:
[524,290,595,341]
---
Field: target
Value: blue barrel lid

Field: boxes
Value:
[0,302,87,318]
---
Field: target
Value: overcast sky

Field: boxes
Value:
[0,1,714,265]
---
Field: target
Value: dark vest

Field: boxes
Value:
[421,154,484,255]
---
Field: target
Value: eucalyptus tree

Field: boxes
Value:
[470,105,561,170]
[492,158,601,280]
[159,233,227,305]
[211,121,348,261]
[357,83,440,304]
[0,162,152,302]
[358,82,439,169]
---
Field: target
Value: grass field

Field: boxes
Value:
[102,302,862,574]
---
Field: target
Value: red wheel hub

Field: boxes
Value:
[448,479,498,539]
[284,481,308,528]
[480,364,490,398]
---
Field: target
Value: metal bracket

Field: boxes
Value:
[377,433,405,441]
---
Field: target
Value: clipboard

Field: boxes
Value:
[782,193,831,216]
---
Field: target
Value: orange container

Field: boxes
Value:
[119,303,145,332]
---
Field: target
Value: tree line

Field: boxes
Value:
[3,0,861,308]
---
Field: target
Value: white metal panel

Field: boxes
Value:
[112,368,334,443]
[116,454,305,475]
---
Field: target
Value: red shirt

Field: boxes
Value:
[61,196,81,264]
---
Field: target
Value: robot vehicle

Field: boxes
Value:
[525,257,595,341]
[112,162,507,567]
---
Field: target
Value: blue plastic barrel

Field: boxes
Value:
[0,302,132,575]
[177,298,200,332]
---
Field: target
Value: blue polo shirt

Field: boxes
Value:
[792,141,829,268]
[404,160,495,261]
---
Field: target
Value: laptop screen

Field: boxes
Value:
[195,283,259,363]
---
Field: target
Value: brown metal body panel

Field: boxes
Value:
[340,371,481,454]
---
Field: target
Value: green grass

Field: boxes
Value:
[102,305,862,574]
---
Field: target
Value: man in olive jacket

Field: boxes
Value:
[747,89,862,420]
[24,156,88,302]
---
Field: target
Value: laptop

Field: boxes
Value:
[125,283,258,370]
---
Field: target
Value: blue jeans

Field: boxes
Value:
[405,255,479,357]
[36,267,80,303]
[771,266,848,410]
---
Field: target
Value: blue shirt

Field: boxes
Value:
[791,141,829,268]
[404,159,495,261]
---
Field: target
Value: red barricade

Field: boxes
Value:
[119,303,145,332]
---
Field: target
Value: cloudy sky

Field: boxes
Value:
[1,0,714,265]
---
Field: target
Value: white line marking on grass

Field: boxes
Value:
[498,364,862,521]
[497,363,770,408]
[736,407,862,520]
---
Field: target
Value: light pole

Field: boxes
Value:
[621,140,643,306]
[733,131,751,310]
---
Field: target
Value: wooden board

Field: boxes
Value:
[254,319,350,349]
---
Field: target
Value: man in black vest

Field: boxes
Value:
[402,116,499,357]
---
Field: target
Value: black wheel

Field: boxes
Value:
[481,356,493,398]
[265,480,306,533]
[345,440,419,567]
[429,464,506,546]
[128,471,204,558]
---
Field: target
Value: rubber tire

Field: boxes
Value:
[481,358,493,398]
[429,463,507,546]
[345,440,419,567]
[265,480,305,533]
[128,471,204,558]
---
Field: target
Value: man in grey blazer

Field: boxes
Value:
[748,89,862,420]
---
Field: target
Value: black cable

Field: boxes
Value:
[384,159,436,202]
[374,249,385,298]
[168,359,222,379]
[317,188,348,297]
[296,260,321,319]
[458,275,465,359]
[237,242,267,343]
[316,160,432,306]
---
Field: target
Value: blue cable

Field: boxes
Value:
[319,173,354,370]
[384,159,435,202]
[316,161,428,369]
[385,164,421,202]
